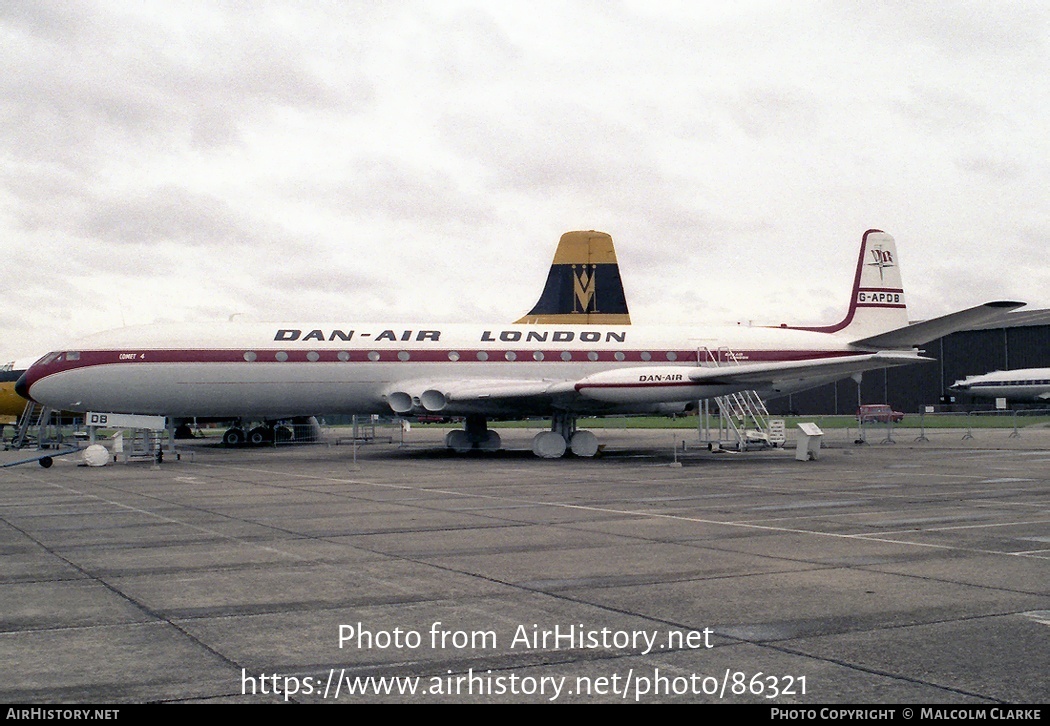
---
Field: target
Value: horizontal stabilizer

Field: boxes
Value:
[851,301,1025,349]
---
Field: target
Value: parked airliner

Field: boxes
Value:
[950,368,1050,402]
[18,229,1022,457]
[0,357,37,420]
[1,356,39,427]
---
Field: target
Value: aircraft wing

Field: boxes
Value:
[687,351,929,386]
[851,301,1025,349]
[407,352,929,414]
[574,351,929,403]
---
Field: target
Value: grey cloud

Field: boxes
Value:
[828,1,1048,55]
[0,1,367,170]
[439,102,660,196]
[291,158,497,229]
[726,88,822,140]
[0,1,101,45]
[80,187,247,246]
[899,1,1047,53]
[261,267,381,298]
[897,86,997,122]
[1016,225,1050,251]
[426,6,522,83]
[0,267,83,304]
[954,156,1025,182]
[4,174,288,252]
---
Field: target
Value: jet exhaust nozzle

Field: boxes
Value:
[387,391,413,414]
[388,389,447,414]
[420,390,447,412]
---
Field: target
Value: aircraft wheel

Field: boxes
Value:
[447,429,473,453]
[223,428,246,447]
[531,431,567,459]
[569,430,599,457]
[39,456,53,468]
[477,430,501,452]
[248,427,272,446]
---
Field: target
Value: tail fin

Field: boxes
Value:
[789,229,909,340]
[515,230,631,324]
[791,229,1025,349]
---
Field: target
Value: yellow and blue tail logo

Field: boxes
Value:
[515,231,632,324]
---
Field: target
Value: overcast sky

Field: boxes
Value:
[2,1,1047,360]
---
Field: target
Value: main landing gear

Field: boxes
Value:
[444,414,501,453]
[222,419,312,447]
[530,412,599,458]
[444,413,598,459]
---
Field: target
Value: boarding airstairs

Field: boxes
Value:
[699,347,775,450]
[12,402,53,450]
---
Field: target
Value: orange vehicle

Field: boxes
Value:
[857,404,905,423]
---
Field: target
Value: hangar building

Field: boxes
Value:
[766,309,1050,415]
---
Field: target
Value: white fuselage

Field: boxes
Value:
[951,368,1050,403]
[22,321,873,419]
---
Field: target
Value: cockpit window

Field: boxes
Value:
[39,353,60,365]
[65,351,81,361]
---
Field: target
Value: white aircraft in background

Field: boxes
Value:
[950,368,1050,402]
[18,229,1023,457]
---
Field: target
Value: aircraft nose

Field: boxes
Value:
[15,372,31,401]
[949,380,968,391]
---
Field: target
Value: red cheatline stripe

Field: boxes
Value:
[34,348,862,364]
[24,348,868,389]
